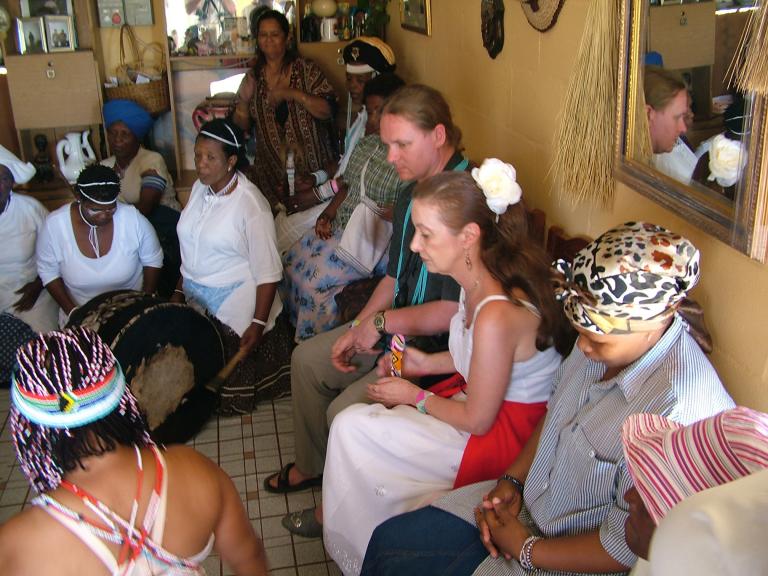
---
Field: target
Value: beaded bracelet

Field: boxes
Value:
[499,474,525,496]
[415,390,434,414]
[519,535,542,571]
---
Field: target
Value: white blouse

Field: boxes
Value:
[0,193,58,331]
[177,173,282,335]
[37,202,163,314]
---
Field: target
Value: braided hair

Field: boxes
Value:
[10,328,151,493]
[76,164,121,203]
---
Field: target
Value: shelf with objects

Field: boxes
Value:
[162,0,262,200]
[161,0,388,203]
[4,0,107,210]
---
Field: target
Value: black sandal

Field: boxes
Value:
[263,462,322,494]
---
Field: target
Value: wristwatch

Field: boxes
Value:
[373,310,387,334]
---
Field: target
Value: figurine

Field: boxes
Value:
[32,134,54,183]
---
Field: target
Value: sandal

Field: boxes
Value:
[263,462,322,494]
[282,508,323,538]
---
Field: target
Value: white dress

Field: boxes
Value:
[0,193,58,332]
[176,173,283,336]
[36,202,163,325]
[323,292,562,575]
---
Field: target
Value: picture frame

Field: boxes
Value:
[16,17,47,54]
[20,0,73,17]
[44,15,75,52]
[400,0,431,36]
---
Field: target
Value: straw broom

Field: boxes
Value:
[550,0,620,206]
[728,1,768,97]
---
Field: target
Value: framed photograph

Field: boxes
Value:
[16,17,47,54]
[44,15,75,52]
[400,0,432,36]
[20,0,73,17]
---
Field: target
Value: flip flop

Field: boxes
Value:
[263,462,322,494]
[282,508,323,538]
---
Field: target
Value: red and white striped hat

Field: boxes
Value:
[622,406,768,524]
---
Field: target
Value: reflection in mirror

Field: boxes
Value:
[616,0,768,261]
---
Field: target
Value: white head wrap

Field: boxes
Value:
[0,145,36,185]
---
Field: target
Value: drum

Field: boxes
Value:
[67,290,225,444]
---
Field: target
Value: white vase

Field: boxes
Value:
[56,130,96,184]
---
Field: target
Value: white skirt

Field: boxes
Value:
[323,402,470,576]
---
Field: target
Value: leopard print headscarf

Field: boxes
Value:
[554,222,700,335]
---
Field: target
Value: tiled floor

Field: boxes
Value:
[0,389,341,576]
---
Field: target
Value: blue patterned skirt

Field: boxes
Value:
[281,228,387,341]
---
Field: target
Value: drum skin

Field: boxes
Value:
[68,290,225,444]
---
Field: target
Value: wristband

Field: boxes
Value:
[174,289,185,296]
[312,169,329,185]
[251,318,267,327]
[519,535,542,571]
[330,178,340,194]
[315,181,335,200]
[499,474,525,496]
[415,390,434,414]
[349,318,361,329]
[66,306,79,321]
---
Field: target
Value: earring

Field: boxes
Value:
[464,248,472,271]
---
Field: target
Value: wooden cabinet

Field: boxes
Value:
[649,2,716,70]
[6,52,103,130]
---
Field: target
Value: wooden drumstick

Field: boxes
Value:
[204,346,250,393]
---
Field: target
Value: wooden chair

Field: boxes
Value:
[546,226,591,262]
[527,208,546,247]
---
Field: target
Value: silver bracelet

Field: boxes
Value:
[519,535,542,571]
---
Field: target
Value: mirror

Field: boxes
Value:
[615,0,768,261]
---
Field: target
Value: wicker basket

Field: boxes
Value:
[104,24,170,115]
[105,75,170,115]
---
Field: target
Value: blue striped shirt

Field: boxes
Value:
[435,315,735,575]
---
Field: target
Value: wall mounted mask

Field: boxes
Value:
[481,0,505,59]
[522,0,566,32]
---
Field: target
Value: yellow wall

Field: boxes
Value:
[385,0,768,411]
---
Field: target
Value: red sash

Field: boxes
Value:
[427,373,547,489]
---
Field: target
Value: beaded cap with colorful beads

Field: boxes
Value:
[10,327,152,493]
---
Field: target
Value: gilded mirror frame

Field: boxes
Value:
[615,0,768,262]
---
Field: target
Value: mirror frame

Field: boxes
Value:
[615,0,768,262]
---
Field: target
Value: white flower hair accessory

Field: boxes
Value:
[708,134,747,188]
[471,158,523,221]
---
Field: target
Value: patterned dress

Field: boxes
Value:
[281,135,404,341]
[235,57,338,207]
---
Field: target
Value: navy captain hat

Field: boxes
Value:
[342,37,396,75]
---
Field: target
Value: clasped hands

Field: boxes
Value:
[474,481,532,561]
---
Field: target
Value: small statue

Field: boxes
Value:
[481,0,505,59]
[32,134,54,183]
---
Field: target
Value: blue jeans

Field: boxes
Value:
[361,506,488,576]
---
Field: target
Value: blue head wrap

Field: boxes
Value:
[104,99,154,140]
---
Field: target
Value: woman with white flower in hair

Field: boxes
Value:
[322,164,574,575]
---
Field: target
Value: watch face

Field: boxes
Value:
[374,312,385,332]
